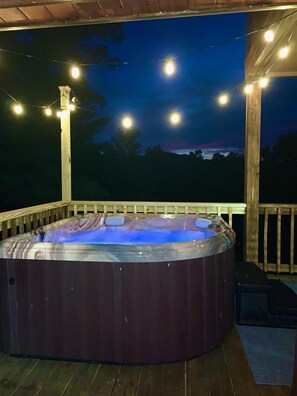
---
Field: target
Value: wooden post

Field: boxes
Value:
[244,85,261,264]
[59,86,72,202]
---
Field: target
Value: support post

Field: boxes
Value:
[244,85,261,264]
[59,86,72,202]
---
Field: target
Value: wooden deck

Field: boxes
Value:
[0,328,291,396]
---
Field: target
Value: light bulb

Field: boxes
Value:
[164,58,176,76]
[264,30,274,43]
[44,107,52,116]
[68,103,76,111]
[56,111,62,118]
[121,116,133,129]
[169,112,181,125]
[13,103,23,115]
[278,46,289,59]
[217,94,229,106]
[70,65,80,79]
[243,84,253,95]
[259,77,269,88]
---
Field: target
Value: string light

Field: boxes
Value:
[278,46,289,59]
[0,9,295,69]
[1,7,295,120]
[259,77,269,88]
[164,58,176,77]
[12,103,24,115]
[264,30,274,43]
[169,111,181,125]
[70,65,80,79]
[121,115,133,129]
[217,94,229,106]
[243,84,253,95]
[44,107,52,116]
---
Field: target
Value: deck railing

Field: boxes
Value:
[67,200,246,229]
[258,204,297,274]
[0,201,68,240]
[0,200,296,274]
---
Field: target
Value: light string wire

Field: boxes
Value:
[0,84,60,112]
[0,9,296,67]
[0,9,296,115]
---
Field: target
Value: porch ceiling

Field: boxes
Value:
[0,1,297,31]
[245,9,297,79]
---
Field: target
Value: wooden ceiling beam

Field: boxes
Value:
[245,10,297,79]
[0,0,297,10]
[0,1,296,32]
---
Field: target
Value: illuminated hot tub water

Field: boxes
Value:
[0,214,235,364]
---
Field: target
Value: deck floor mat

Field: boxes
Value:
[237,325,295,385]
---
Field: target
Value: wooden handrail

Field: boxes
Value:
[68,200,246,214]
[258,203,297,274]
[0,201,69,238]
[0,201,69,223]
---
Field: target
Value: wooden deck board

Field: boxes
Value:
[0,354,20,381]
[13,360,58,396]
[205,346,234,396]
[0,329,291,396]
[28,361,82,396]
[257,384,291,396]
[151,364,165,396]
[0,358,39,395]
[163,361,185,396]
[112,366,142,396]
[268,274,297,284]
[85,364,120,395]
[62,363,99,396]
[186,355,209,396]
[136,365,158,396]
[223,328,260,396]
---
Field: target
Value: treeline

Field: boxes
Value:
[74,129,297,204]
[0,128,296,212]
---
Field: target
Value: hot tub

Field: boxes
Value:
[0,214,235,364]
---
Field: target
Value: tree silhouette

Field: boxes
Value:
[110,128,141,158]
[272,131,297,161]
[189,149,203,159]
[260,145,274,162]
[0,24,124,210]
[212,152,225,160]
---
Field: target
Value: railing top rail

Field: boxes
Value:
[0,201,69,222]
[259,204,297,208]
[70,200,247,208]
[1,201,296,223]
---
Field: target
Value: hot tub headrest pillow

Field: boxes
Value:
[105,216,125,226]
[195,218,212,229]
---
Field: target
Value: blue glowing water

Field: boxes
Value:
[58,229,206,244]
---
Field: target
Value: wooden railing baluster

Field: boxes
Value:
[290,208,295,274]
[264,208,268,272]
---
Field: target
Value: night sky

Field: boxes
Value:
[86,12,297,158]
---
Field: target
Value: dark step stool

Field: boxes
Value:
[235,262,297,328]
[268,279,297,316]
